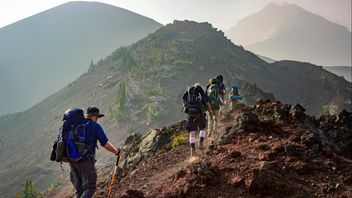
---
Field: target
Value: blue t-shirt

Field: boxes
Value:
[84,119,109,154]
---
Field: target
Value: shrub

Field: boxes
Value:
[146,106,163,121]
[16,179,42,198]
[171,132,187,148]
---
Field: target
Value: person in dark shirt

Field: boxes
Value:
[216,75,226,100]
[183,83,213,156]
[69,107,120,198]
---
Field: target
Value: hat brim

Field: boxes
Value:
[87,113,104,118]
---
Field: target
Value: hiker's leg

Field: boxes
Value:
[215,110,220,128]
[189,131,197,156]
[198,113,207,149]
[207,112,214,136]
[231,100,237,111]
[214,110,220,138]
[186,115,198,156]
[78,159,97,198]
[199,129,206,149]
[69,161,83,198]
[219,96,223,117]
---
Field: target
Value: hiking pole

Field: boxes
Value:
[107,149,125,197]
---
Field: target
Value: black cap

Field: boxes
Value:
[87,107,104,118]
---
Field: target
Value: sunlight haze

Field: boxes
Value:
[0,0,351,31]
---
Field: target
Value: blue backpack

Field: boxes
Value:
[53,108,93,162]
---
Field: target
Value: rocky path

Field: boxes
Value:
[95,145,199,197]
[93,113,231,198]
[72,100,352,197]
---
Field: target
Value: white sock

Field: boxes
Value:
[199,130,206,137]
[190,136,196,144]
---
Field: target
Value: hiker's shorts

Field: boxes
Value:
[186,113,207,132]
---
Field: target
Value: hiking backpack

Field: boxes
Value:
[207,83,221,110]
[51,108,93,163]
[184,86,203,116]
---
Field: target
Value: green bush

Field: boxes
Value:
[171,132,188,148]
[16,179,42,198]
[146,106,163,121]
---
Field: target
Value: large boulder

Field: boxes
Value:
[120,120,186,174]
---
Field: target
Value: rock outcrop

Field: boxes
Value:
[119,120,187,176]
[95,100,352,197]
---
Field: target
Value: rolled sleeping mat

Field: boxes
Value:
[230,95,243,101]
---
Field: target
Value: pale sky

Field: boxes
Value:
[0,0,351,31]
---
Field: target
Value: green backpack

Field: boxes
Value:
[207,84,221,110]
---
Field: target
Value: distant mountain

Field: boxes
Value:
[226,2,351,66]
[0,1,162,115]
[0,21,350,197]
[323,66,351,82]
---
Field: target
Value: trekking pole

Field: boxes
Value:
[107,149,125,197]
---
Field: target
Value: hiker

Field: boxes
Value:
[230,86,242,111]
[206,75,226,102]
[183,83,213,156]
[68,107,120,198]
[206,78,224,138]
[216,75,226,104]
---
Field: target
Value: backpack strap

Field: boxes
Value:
[82,120,99,152]
[187,87,193,102]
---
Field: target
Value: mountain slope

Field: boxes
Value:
[91,100,352,197]
[0,1,162,115]
[0,20,350,197]
[226,2,351,66]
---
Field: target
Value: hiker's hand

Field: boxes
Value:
[115,148,121,156]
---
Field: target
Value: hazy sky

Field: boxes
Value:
[0,0,351,31]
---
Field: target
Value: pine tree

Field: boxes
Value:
[116,81,127,120]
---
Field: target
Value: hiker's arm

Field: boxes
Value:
[104,142,120,156]
[219,96,224,105]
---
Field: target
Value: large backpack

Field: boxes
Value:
[184,86,203,116]
[51,108,93,163]
[207,83,221,110]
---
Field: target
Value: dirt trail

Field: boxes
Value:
[95,145,198,197]
[43,183,74,198]
[94,115,228,198]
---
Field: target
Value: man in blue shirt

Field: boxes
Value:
[69,107,120,198]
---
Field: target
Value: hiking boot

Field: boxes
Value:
[191,147,200,157]
[199,144,205,150]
